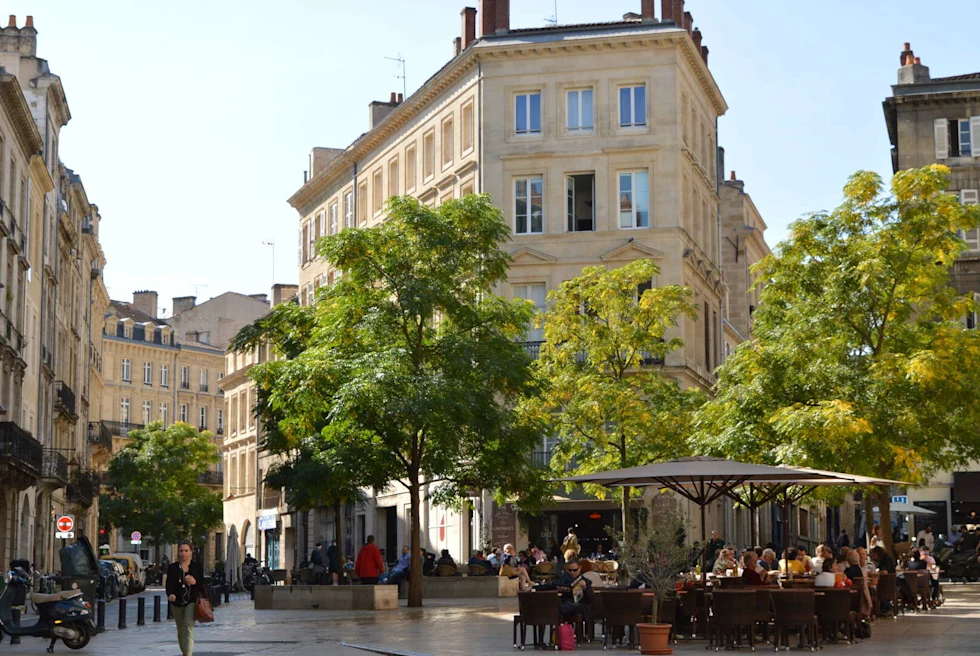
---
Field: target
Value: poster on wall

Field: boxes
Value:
[491,501,516,549]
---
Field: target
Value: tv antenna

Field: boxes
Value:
[261,240,276,288]
[191,283,208,297]
[545,0,558,25]
[385,53,406,98]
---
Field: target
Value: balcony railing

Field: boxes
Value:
[530,450,553,468]
[0,421,42,483]
[216,427,224,435]
[519,340,664,366]
[180,381,190,390]
[199,383,209,393]
[54,381,77,420]
[41,449,69,486]
[197,470,223,486]
[262,489,281,510]
[87,421,113,452]
[102,421,145,438]
[66,469,99,507]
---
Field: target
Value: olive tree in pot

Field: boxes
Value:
[618,492,690,655]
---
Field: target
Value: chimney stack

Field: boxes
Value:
[692,28,702,50]
[397,92,403,103]
[272,283,300,307]
[454,36,462,56]
[673,1,685,26]
[700,45,709,65]
[7,15,15,28]
[133,291,159,319]
[171,296,196,315]
[897,42,930,85]
[641,0,656,22]
[730,171,736,181]
[661,0,673,22]
[683,11,693,33]
[389,91,396,103]
[478,0,509,36]
[461,6,477,48]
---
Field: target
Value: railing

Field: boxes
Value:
[0,421,42,479]
[87,421,113,452]
[199,383,209,392]
[180,381,190,390]
[519,340,545,359]
[54,381,77,419]
[66,469,99,507]
[197,470,223,486]
[198,425,208,433]
[216,427,224,435]
[41,449,69,486]
[102,421,145,438]
[531,450,553,468]
[519,340,664,366]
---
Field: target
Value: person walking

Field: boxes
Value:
[166,539,204,656]
[354,535,384,585]
[310,542,325,584]
[326,539,341,585]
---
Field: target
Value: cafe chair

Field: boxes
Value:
[814,589,857,644]
[516,591,562,650]
[770,590,818,652]
[708,590,757,651]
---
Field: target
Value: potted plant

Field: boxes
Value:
[618,492,690,655]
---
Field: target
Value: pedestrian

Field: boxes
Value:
[354,535,384,585]
[326,539,341,585]
[835,528,850,551]
[166,539,204,656]
[561,527,580,560]
[705,530,725,567]
[310,541,325,584]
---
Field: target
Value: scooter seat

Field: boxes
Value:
[31,590,83,604]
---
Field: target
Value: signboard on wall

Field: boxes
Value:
[258,514,277,531]
[491,501,516,548]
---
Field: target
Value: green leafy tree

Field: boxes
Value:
[235,194,546,606]
[695,165,980,554]
[100,422,222,549]
[529,259,704,537]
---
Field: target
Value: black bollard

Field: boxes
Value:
[223,583,229,604]
[10,607,20,644]
[96,599,106,633]
[166,599,173,620]
[153,595,161,622]
[250,584,255,601]
[137,597,146,625]
[118,597,127,629]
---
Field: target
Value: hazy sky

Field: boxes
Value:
[6,0,977,313]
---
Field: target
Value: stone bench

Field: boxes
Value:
[397,575,519,599]
[254,584,398,611]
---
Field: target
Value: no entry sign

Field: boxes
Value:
[55,514,75,539]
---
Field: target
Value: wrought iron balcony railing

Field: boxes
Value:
[41,449,69,486]
[87,421,113,452]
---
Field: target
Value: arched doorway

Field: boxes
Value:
[18,491,33,559]
[242,520,254,561]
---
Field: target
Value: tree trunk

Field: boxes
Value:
[861,491,874,550]
[408,476,423,607]
[333,499,345,566]
[621,484,631,544]
[873,486,896,557]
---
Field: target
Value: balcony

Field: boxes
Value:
[87,421,113,453]
[197,470,223,486]
[54,381,78,421]
[41,449,69,487]
[102,421,145,438]
[199,383,209,393]
[216,427,224,436]
[0,421,42,489]
[66,469,99,508]
[518,340,664,366]
[180,381,190,390]
[530,450,553,468]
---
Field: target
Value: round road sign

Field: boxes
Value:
[131,531,142,542]
[56,515,74,532]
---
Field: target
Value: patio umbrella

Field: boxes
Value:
[225,525,242,589]
[873,501,936,515]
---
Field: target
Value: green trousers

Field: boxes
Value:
[173,602,196,655]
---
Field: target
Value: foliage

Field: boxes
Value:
[233,194,548,606]
[694,165,980,553]
[527,259,704,534]
[100,422,222,547]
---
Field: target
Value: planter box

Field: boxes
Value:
[397,575,519,599]
[253,584,398,611]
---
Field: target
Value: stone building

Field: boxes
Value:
[280,1,782,566]
[882,43,980,535]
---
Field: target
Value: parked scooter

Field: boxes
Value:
[936,546,980,582]
[0,567,95,652]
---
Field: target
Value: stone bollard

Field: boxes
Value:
[118,597,127,629]
[166,599,173,620]
[153,595,161,622]
[137,596,146,625]
[10,607,20,644]
[96,599,106,633]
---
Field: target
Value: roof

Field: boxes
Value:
[932,72,980,82]
[108,300,168,326]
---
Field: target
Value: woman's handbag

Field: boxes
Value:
[195,585,215,623]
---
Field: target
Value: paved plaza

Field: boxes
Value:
[3,584,978,656]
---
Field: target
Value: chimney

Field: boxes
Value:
[397,92,403,103]
[641,0,656,22]
[494,0,510,33]
[7,15,15,28]
[309,147,344,178]
[454,36,462,56]
[900,42,913,66]
[369,95,400,129]
[700,45,709,65]
[24,16,33,29]
[479,0,496,36]
[730,170,736,181]
[248,293,270,304]
[672,1,684,26]
[661,0,673,22]
[172,296,196,315]
[272,283,300,307]
[692,28,702,50]
[683,11,693,33]
[133,291,159,319]
[897,42,930,85]
[461,6,477,48]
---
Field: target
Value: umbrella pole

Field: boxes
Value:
[782,496,791,569]
[700,501,707,584]
[750,484,759,548]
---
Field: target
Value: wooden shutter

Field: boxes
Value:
[971,116,980,158]
[935,118,948,159]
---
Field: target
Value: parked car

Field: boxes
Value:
[98,560,124,600]
[107,553,146,592]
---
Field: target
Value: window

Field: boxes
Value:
[388,158,399,198]
[618,171,650,228]
[344,191,354,229]
[514,177,543,234]
[462,102,474,152]
[121,358,131,382]
[937,117,979,159]
[461,181,474,197]
[143,362,152,385]
[301,221,310,263]
[160,403,169,427]
[372,169,383,215]
[618,84,647,128]
[180,404,188,422]
[356,181,367,225]
[200,407,207,430]
[218,408,224,433]
[160,364,169,388]
[120,398,131,425]
[405,144,417,191]
[566,89,594,131]
[960,190,980,252]
[566,174,595,232]
[513,283,546,342]
[957,119,973,157]
[515,92,542,135]
[329,202,338,235]
[314,210,324,240]
[200,369,208,392]
[142,400,151,425]
[423,130,435,180]
[442,117,454,168]
[181,366,189,389]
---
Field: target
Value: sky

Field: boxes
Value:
[4,0,977,313]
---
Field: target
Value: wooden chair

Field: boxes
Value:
[600,589,643,649]
[466,564,489,576]
[752,587,775,644]
[708,590,757,651]
[435,564,457,577]
[678,588,702,638]
[899,571,919,613]
[814,590,857,644]
[516,591,562,650]
[915,571,933,610]
[876,573,898,619]
[769,590,818,652]
[657,594,679,644]
[531,561,555,583]
[716,576,745,589]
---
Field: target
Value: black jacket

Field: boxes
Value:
[166,561,204,607]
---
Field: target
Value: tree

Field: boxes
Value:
[235,194,546,606]
[100,422,222,549]
[695,165,980,555]
[528,259,704,537]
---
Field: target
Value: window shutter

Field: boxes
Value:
[935,119,949,159]
[971,117,980,158]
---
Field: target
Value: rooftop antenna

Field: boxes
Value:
[385,53,407,98]
[545,0,558,25]
[191,283,208,297]
[261,240,276,288]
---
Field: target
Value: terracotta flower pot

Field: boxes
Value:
[638,622,672,655]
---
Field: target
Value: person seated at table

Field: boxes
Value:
[797,546,814,573]
[468,549,493,572]
[740,551,767,585]
[501,543,534,592]
[607,545,618,561]
[919,546,941,601]
[870,546,896,574]
[436,549,458,570]
[554,558,594,620]
[590,543,607,561]
[379,545,411,585]
[811,544,833,574]
[855,546,875,576]
[778,548,805,575]
[486,548,502,570]
[712,548,737,574]
[530,545,548,564]
[906,548,927,571]
[843,550,863,581]
[814,558,837,587]
[759,548,776,571]
[422,550,437,576]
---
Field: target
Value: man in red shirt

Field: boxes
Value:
[355,535,384,584]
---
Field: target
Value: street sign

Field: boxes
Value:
[56,531,75,539]
[892,495,908,505]
[55,515,75,540]
[131,531,142,542]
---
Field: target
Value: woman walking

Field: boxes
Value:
[166,540,204,656]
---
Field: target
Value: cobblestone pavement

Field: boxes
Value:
[2,584,977,655]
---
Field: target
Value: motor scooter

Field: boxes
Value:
[0,567,95,652]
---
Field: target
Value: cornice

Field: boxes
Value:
[1,75,43,155]
[29,154,54,193]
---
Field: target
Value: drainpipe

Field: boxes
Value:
[477,59,483,193]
